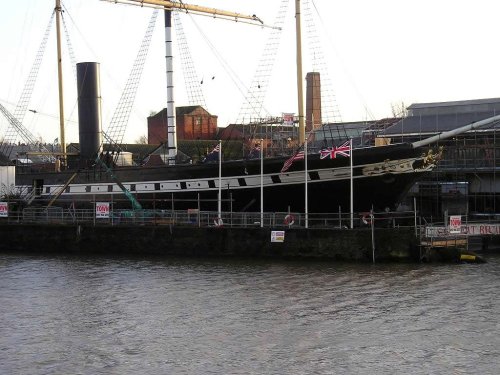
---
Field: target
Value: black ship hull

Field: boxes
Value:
[15,143,436,213]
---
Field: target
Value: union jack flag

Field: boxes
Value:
[280,150,305,173]
[320,141,351,160]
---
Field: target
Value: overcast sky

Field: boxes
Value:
[1,0,499,143]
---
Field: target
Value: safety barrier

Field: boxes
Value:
[0,207,422,229]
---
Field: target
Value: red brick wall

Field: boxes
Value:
[180,108,217,140]
[148,110,167,144]
[147,107,218,144]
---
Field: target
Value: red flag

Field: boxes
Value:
[280,150,305,173]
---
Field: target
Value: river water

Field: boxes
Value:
[1,253,500,375]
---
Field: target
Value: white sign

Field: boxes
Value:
[449,215,462,234]
[271,230,285,243]
[283,113,294,126]
[0,202,8,217]
[95,202,110,218]
[426,223,500,237]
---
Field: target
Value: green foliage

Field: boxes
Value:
[178,140,244,161]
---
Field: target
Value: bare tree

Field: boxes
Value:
[391,101,408,118]
[135,135,148,144]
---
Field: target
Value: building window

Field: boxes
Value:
[195,117,202,126]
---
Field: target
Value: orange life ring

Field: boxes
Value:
[284,214,295,226]
[361,213,372,225]
[214,217,224,227]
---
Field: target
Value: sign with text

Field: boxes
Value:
[271,230,285,243]
[95,202,110,219]
[462,224,500,235]
[0,202,8,217]
[283,113,294,126]
[449,215,462,233]
[426,223,500,237]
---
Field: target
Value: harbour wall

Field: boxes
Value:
[0,224,422,262]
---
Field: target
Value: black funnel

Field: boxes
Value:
[77,62,102,161]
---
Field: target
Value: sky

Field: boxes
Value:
[1,0,500,144]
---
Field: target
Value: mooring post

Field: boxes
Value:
[371,208,375,263]
[414,196,418,238]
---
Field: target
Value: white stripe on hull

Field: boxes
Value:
[18,156,432,198]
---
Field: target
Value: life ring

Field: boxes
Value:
[284,214,295,226]
[361,213,372,225]
[214,217,224,227]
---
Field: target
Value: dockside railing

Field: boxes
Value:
[1,206,420,230]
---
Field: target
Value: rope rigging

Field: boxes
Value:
[173,11,206,108]
[104,8,159,154]
[61,6,78,82]
[234,0,290,157]
[308,0,376,140]
[303,0,345,143]
[236,0,289,125]
[59,7,81,147]
[0,12,55,160]
[186,14,260,156]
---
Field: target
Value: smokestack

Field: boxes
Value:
[77,62,102,161]
[306,72,322,132]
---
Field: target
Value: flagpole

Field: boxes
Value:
[305,136,308,229]
[350,138,354,229]
[307,113,314,229]
[218,140,222,221]
[260,138,264,228]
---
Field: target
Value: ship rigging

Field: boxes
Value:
[2,1,448,214]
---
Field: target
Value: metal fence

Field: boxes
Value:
[0,207,421,229]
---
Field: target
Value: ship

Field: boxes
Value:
[6,0,443,214]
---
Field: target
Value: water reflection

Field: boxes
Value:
[1,254,500,374]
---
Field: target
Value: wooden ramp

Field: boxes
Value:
[420,238,468,248]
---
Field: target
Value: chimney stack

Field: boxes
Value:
[77,62,103,161]
[306,72,322,132]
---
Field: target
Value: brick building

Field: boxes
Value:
[147,106,217,144]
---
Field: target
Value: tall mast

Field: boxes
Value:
[55,0,66,162]
[295,0,305,144]
[164,10,177,164]
[107,0,264,161]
